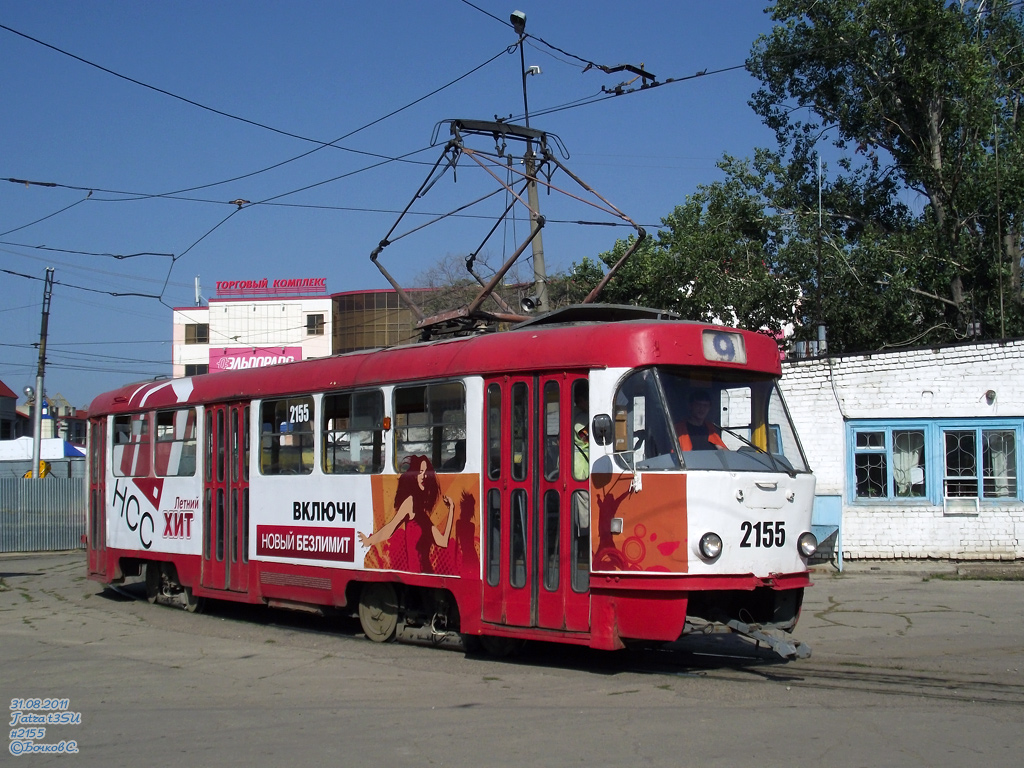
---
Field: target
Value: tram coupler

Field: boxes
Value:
[726,619,812,660]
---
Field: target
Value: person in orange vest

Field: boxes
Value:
[677,390,727,451]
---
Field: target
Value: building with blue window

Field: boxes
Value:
[781,339,1024,562]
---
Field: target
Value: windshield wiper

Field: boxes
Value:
[712,422,796,478]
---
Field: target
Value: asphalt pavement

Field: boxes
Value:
[2,551,1022,767]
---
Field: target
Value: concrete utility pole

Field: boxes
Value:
[29,268,54,478]
[511,10,548,312]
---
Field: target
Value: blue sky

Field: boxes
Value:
[1,1,782,407]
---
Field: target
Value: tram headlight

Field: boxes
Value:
[798,532,818,558]
[698,532,723,561]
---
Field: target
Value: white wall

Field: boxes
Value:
[781,339,1024,561]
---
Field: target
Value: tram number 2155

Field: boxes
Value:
[740,520,786,548]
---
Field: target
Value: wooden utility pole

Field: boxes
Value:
[29,268,54,479]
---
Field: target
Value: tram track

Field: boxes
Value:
[623,646,1024,707]
[737,663,1024,706]
[79,574,1024,707]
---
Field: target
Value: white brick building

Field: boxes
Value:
[781,339,1024,562]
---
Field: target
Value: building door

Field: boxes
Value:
[481,374,590,633]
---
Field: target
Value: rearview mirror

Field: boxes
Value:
[592,414,613,446]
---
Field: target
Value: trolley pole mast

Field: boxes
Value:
[511,10,548,312]
[29,268,54,479]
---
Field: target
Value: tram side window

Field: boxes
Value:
[613,370,677,471]
[393,382,466,471]
[154,408,197,477]
[543,381,560,481]
[571,489,590,593]
[260,396,315,475]
[112,413,151,477]
[486,384,501,480]
[322,390,384,474]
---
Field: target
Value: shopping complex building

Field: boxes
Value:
[172,277,424,378]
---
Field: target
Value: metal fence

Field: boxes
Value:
[0,478,85,553]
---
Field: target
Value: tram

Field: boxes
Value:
[86,305,817,657]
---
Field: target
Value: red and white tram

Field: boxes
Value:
[86,307,817,656]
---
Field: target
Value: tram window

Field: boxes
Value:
[323,390,384,474]
[571,490,591,593]
[259,396,315,475]
[510,489,528,589]
[572,380,590,481]
[613,370,676,471]
[393,382,466,471]
[486,489,501,587]
[511,382,529,482]
[216,409,225,483]
[487,384,501,480]
[543,490,560,591]
[112,413,151,477]
[242,488,250,563]
[203,488,212,560]
[659,370,810,473]
[543,382,560,481]
[230,489,238,563]
[216,488,225,562]
[243,407,250,482]
[154,408,197,477]
[230,410,239,483]
[205,411,213,482]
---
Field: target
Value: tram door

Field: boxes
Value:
[481,374,591,633]
[201,403,251,592]
[87,418,107,580]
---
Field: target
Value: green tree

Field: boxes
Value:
[565,149,928,353]
[748,0,1024,338]
[564,161,801,337]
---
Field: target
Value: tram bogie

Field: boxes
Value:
[86,313,817,658]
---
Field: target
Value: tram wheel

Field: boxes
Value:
[181,586,205,614]
[359,582,399,642]
[145,563,160,604]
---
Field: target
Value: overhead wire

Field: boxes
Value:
[2,2,758,378]
[0,342,169,366]
[0,245,190,292]
[0,22,513,199]
[0,239,173,260]
[0,266,162,299]
[0,193,91,237]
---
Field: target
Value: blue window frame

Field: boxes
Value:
[848,420,1022,504]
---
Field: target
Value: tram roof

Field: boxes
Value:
[90,313,783,415]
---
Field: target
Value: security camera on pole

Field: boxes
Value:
[511,10,548,313]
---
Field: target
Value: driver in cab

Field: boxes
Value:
[677,390,727,451]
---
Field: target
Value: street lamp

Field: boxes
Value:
[510,9,526,36]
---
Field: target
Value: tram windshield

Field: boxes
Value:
[611,367,809,474]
